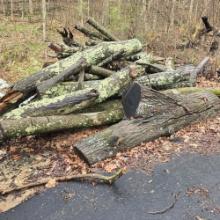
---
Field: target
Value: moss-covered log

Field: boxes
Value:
[3,89,99,119]
[87,17,119,41]
[42,61,206,98]
[37,58,88,96]
[74,24,107,40]
[164,87,220,97]
[89,66,114,78]
[13,39,141,94]
[0,100,123,140]
[97,49,124,67]
[42,81,101,98]
[136,58,209,90]
[75,86,220,164]
[0,39,142,115]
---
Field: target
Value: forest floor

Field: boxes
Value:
[0,16,220,213]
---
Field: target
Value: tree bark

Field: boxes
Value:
[136,59,208,90]
[87,17,119,41]
[0,39,142,114]
[97,49,124,67]
[13,39,142,94]
[75,87,220,164]
[74,24,106,40]
[89,66,114,78]
[37,58,88,95]
[3,89,98,119]
[41,63,202,98]
[164,87,220,97]
[0,100,123,140]
[42,0,46,41]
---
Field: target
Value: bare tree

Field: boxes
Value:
[42,0,47,41]
[10,0,14,20]
[1,0,5,16]
[29,0,33,15]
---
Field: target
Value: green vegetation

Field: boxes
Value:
[0,19,58,82]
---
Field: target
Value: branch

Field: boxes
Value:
[1,169,123,195]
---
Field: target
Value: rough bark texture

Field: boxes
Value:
[42,81,101,98]
[89,66,114,78]
[164,87,220,97]
[37,58,88,95]
[43,65,145,99]
[74,24,106,40]
[13,39,142,94]
[136,65,198,90]
[0,100,123,140]
[3,89,98,119]
[0,39,142,114]
[87,17,119,41]
[41,64,200,98]
[75,87,220,164]
[97,50,124,67]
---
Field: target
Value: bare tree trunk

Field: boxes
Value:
[170,0,176,31]
[10,0,13,20]
[29,0,33,15]
[188,0,195,25]
[79,0,84,25]
[21,0,25,20]
[87,0,90,17]
[42,0,46,41]
[1,0,5,15]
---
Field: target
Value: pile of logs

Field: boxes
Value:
[0,18,220,164]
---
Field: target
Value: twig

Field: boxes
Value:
[1,169,123,195]
[147,192,180,215]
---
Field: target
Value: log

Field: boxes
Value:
[13,39,141,91]
[48,42,63,53]
[74,85,220,164]
[0,39,142,114]
[84,73,100,80]
[5,64,143,119]
[43,65,145,99]
[77,69,85,90]
[87,17,119,41]
[57,47,81,59]
[0,100,123,140]
[41,60,206,98]
[74,24,107,40]
[164,87,220,97]
[137,57,209,90]
[42,81,101,98]
[37,58,88,95]
[89,66,114,78]
[143,63,167,74]
[97,50,125,67]
[3,89,99,119]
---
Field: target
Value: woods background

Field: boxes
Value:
[1,0,220,81]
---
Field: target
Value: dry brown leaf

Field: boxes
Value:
[45,178,57,188]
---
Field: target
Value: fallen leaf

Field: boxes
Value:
[45,178,57,188]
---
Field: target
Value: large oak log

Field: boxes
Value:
[74,85,220,164]
[0,100,123,140]
[3,89,98,119]
[0,39,142,114]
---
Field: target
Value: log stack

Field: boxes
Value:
[0,18,220,164]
